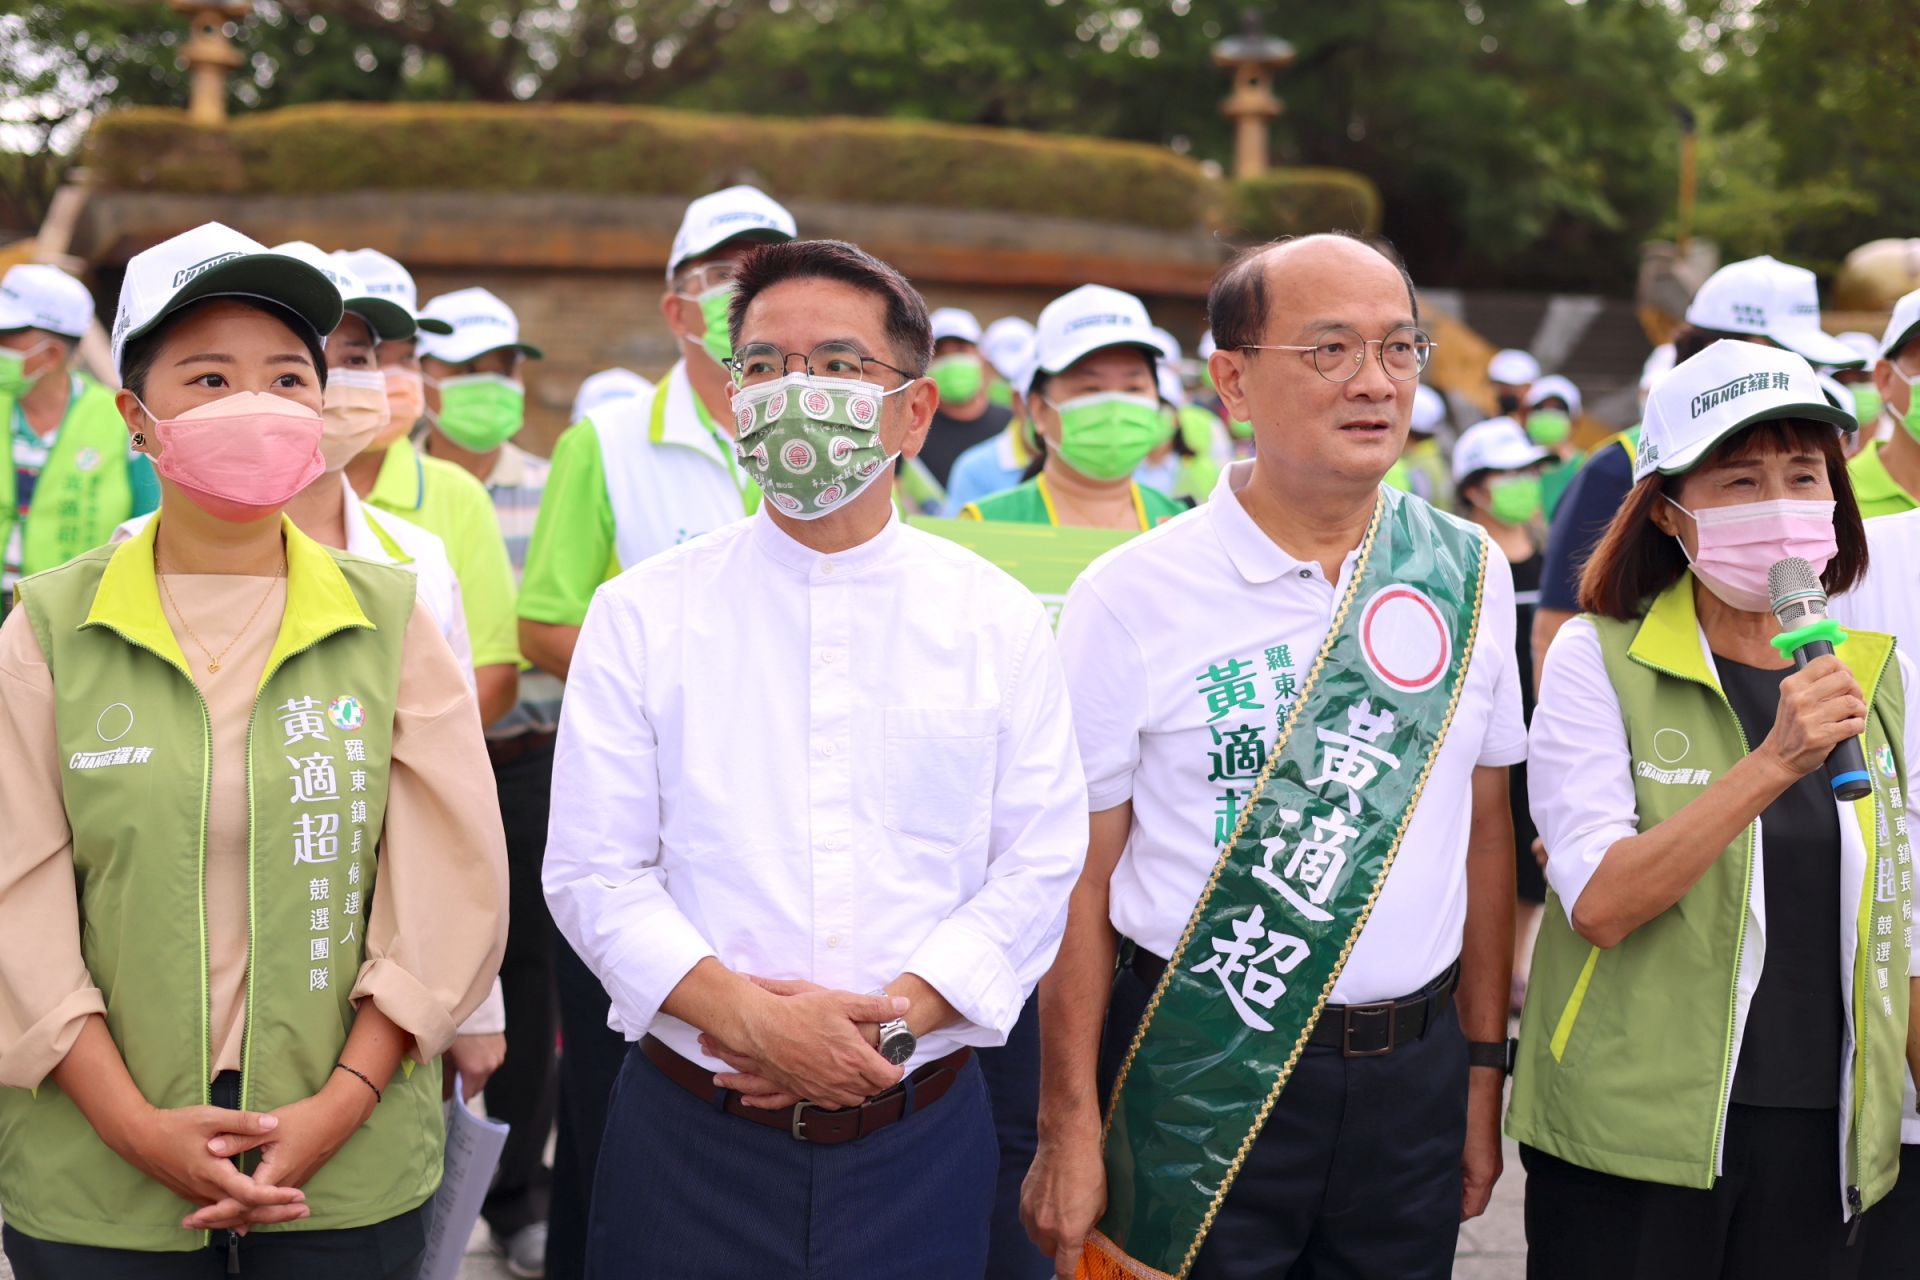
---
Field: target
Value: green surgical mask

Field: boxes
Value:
[431,373,525,451]
[695,284,736,366]
[929,354,983,404]
[0,342,50,400]
[1852,384,1883,427]
[1047,391,1164,482]
[1488,473,1542,525]
[732,372,904,519]
[1525,408,1571,448]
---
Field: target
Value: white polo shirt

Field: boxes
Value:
[1057,460,1527,1004]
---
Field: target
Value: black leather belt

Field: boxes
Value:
[485,728,557,768]
[1128,946,1459,1057]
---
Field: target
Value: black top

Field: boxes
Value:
[1540,443,1634,613]
[1718,656,1844,1109]
[918,402,1012,491]
[1509,551,1545,901]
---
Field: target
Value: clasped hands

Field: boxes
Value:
[699,975,912,1110]
[109,1071,377,1235]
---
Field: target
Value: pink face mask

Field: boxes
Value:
[1666,496,1838,613]
[139,391,327,523]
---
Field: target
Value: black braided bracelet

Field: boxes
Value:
[334,1062,382,1104]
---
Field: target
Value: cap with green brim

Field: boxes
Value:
[271,240,416,342]
[111,221,344,378]
[1635,339,1855,483]
[416,287,543,364]
[335,248,454,335]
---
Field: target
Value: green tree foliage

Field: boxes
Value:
[4,0,1701,290]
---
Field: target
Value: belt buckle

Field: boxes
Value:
[1342,1001,1397,1058]
[790,1100,814,1141]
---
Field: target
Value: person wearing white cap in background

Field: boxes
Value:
[1848,288,1920,518]
[1196,328,1256,457]
[1532,257,1863,698]
[918,306,1014,491]
[982,314,1037,411]
[0,263,158,607]
[943,322,1040,516]
[1828,331,1883,452]
[1516,338,1918,1278]
[959,285,1184,531]
[1523,374,1586,520]
[517,184,794,1280]
[1487,347,1541,424]
[1386,381,1451,506]
[1132,326,1220,507]
[1451,418,1555,1016]
[569,368,653,427]
[0,221,507,1275]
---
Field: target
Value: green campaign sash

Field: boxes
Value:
[1083,487,1487,1280]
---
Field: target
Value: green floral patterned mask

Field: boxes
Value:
[732,373,907,519]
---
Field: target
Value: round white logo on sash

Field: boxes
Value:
[782,440,816,473]
[847,394,878,426]
[801,388,833,419]
[1357,585,1452,694]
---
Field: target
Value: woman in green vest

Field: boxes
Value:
[0,223,507,1278]
[1511,339,1920,1278]
[960,285,1182,531]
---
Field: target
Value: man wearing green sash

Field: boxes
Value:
[1025,235,1526,1280]
[0,264,158,609]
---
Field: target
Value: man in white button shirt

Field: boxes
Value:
[1023,234,1525,1280]
[543,238,1088,1278]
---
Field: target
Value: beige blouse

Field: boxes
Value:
[0,573,508,1087]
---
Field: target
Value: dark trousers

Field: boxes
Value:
[1521,1106,1864,1280]
[544,924,631,1280]
[975,992,1051,1279]
[1098,961,1469,1280]
[586,1044,997,1279]
[2,1206,427,1279]
[480,735,559,1241]
[1861,1144,1920,1277]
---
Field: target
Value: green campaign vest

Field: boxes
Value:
[1507,578,1912,1212]
[2,515,445,1251]
[962,475,1184,529]
[0,380,141,580]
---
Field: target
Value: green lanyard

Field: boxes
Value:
[650,379,761,516]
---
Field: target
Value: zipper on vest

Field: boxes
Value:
[227,1228,241,1273]
[90,621,219,1246]
[1630,651,1755,1184]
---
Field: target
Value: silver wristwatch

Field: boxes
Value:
[870,989,917,1065]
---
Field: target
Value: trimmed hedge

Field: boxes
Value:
[85,103,1220,233]
[1230,168,1383,240]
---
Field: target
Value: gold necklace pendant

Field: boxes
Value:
[207,659,221,674]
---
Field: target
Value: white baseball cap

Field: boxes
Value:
[1411,383,1447,433]
[1197,330,1218,361]
[1525,374,1582,416]
[1452,417,1549,483]
[270,241,415,343]
[1815,371,1857,427]
[416,288,543,364]
[1636,339,1854,482]
[1877,288,1920,361]
[930,307,983,346]
[1032,284,1158,380]
[1487,349,1541,386]
[666,185,797,280]
[0,264,96,340]
[981,316,1036,382]
[336,248,454,336]
[110,221,344,378]
[571,368,654,423]
[1149,326,1186,406]
[1684,255,1862,368]
[1834,331,1880,368]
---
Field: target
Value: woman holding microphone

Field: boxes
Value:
[1511,339,1920,1279]
[0,222,507,1278]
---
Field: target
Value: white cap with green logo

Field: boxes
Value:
[1635,339,1855,483]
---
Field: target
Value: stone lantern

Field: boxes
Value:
[1212,10,1296,179]
[170,1,252,125]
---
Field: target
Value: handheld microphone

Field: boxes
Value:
[1767,557,1872,802]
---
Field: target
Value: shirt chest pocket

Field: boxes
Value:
[882,707,999,852]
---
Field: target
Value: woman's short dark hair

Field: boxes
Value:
[1578,418,1868,619]
[726,239,933,376]
[121,296,329,398]
[1671,324,1757,363]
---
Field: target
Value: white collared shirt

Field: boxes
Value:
[543,508,1088,1071]
[1057,461,1526,1003]
[115,475,471,675]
